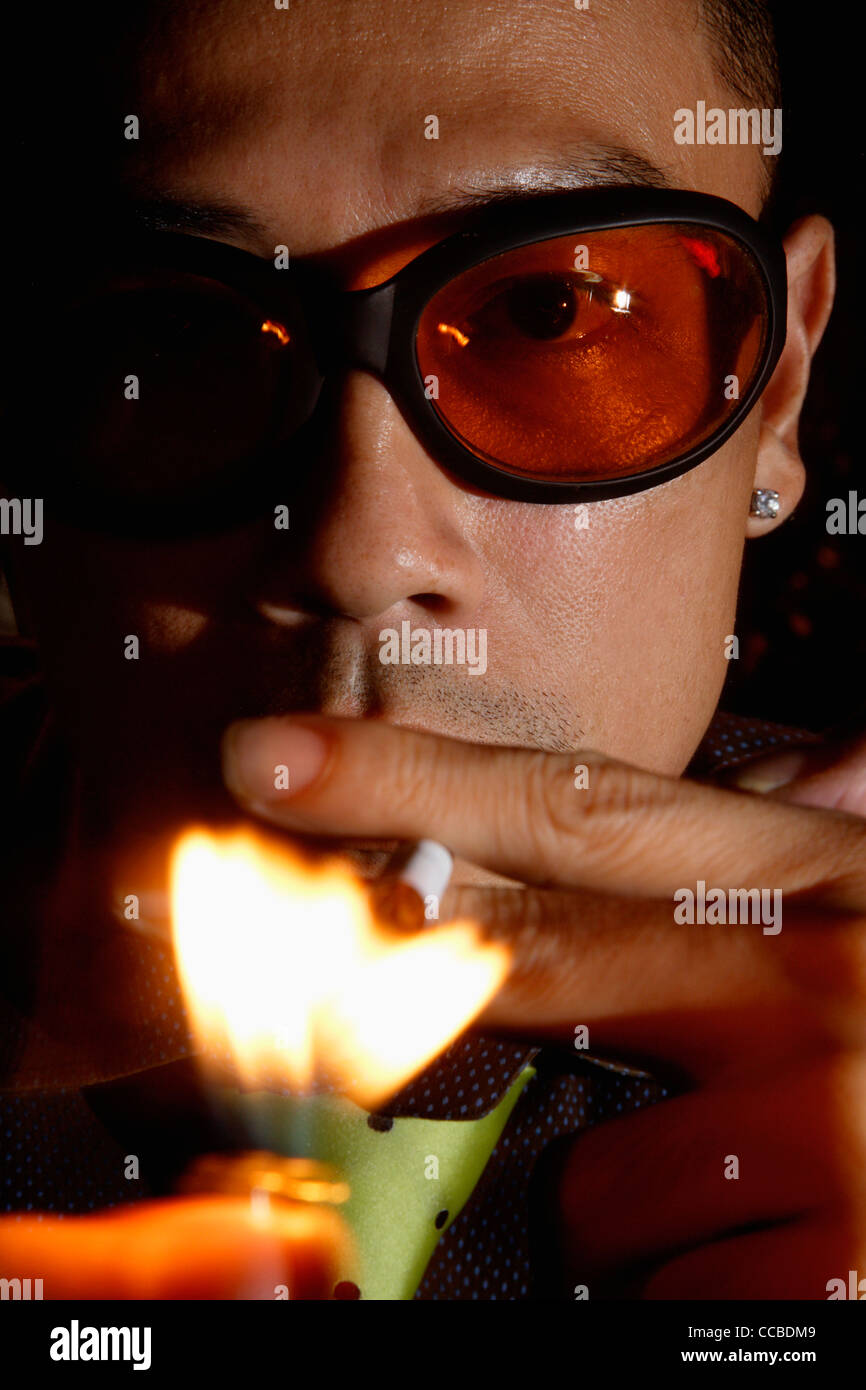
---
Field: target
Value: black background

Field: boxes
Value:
[725,3,864,732]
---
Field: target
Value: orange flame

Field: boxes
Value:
[170,829,508,1109]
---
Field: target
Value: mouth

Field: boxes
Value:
[328,839,403,878]
[109,836,407,941]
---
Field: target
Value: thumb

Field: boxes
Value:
[727,731,866,817]
[0,1196,348,1299]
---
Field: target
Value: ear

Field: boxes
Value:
[745,213,835,538]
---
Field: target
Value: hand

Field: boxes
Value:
[222,713,866,1298]
[0,1195,345,1299]
[727,727,866,817]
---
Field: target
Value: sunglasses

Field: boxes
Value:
[5,187,786,535]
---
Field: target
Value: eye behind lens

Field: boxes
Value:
[505,277,578,340]
[415,223,771,484]
[4,276,313,510]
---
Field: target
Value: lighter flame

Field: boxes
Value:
[171,829,509,1109]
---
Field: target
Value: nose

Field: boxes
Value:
[249,369,487,624]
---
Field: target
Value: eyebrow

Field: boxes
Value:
[414,147,674,216]
[119,146,674,242]
[118,194,270,241]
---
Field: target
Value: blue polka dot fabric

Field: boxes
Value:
[2,1088,138,1217]
[687,709,820,776]
[414,1053,667,1299]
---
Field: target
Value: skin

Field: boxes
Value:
[2,0,862,1299]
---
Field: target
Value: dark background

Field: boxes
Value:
[724,3,864,732]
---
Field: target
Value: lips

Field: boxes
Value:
[335,842,402,880]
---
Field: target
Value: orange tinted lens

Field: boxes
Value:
[416,224,767,479]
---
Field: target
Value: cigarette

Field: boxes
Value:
[114,838,453,939]
[368,838,454,932]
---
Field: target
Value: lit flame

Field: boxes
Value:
[437,322,470,347]
[261,319,290,345]
[171,829,509,1109]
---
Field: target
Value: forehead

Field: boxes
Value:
[122,0,766,259]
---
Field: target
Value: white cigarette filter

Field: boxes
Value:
[369,838,454,931]
[390,839,454,904]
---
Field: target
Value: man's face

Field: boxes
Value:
[11,0,770,858]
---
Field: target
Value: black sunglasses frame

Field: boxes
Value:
[353,186,788,504]
[12,186,788,530]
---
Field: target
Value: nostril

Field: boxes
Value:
[411,593,452,613]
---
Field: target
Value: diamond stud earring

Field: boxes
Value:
[750,488,781,519]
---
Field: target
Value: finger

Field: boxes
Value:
[119,1197,350,1300]
[729,731,866,818]
[222,714,866,906]
[0,1196,348,1299]
[446,886,866,1077]
[538,1055,866,1284]
[642,1214,859,1300]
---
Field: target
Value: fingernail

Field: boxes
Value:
[223,719,331,802]
[731,750,809,793]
